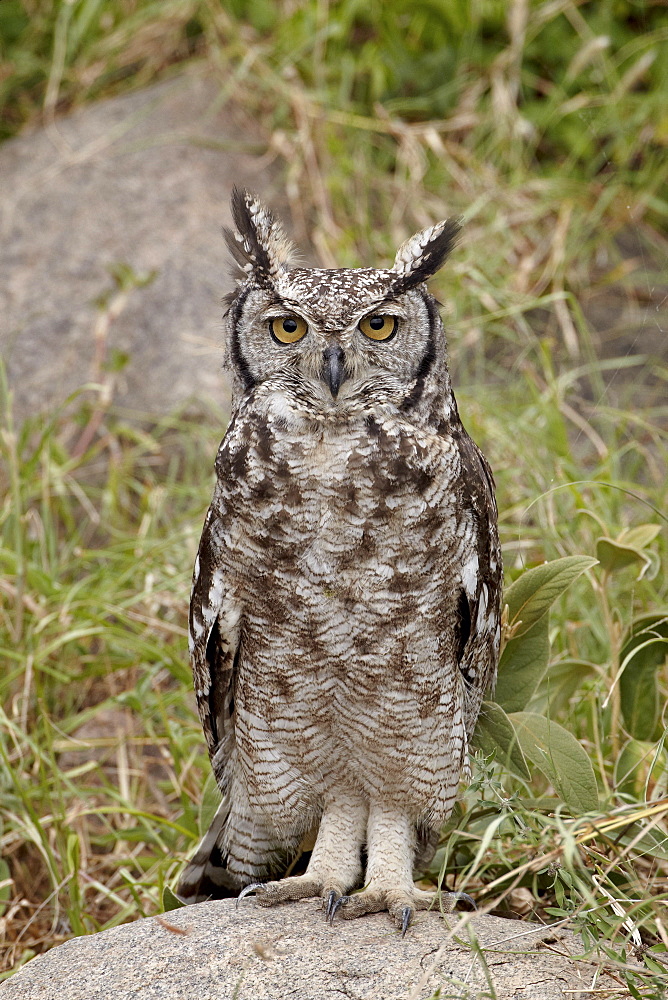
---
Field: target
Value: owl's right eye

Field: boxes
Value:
[269,316,308,344]
[359,314,397,342]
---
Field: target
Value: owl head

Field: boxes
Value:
[223,189,461,424]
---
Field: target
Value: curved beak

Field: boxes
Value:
[322,344,346,398]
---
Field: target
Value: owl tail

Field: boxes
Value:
[175,799,240,903]
[175,799,297,904]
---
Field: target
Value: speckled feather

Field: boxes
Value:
[177,191,501,926]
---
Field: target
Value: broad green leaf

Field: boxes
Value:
[614,738,667,798]
[619,614,668,741]
[596,537,652,575]
[472,701,531,780]
[199,771,223,836]
[509,712,599,813]
[617,524,661,550]
[504,556,598,639]
[530,659,596,717]
[495,613,550,713]
[619,643,662,741]
[162,885,185,912]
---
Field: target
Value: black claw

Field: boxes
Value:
[325,890,340,922]
[328,894,349,925]
[451,891,477,911]
[236,882,264,909]
[400,906,413,937]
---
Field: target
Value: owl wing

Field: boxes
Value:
[451,427,503,734]
[189,499,241,777]
[176,496,246,903]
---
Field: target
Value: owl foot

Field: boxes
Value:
[237,874,349,909]
[236,793,367,916]
[330,886,475,936]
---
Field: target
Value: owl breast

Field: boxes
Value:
[213,388,469,821]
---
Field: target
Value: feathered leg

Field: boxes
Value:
[333,801,472,934]
[238,790,367,910]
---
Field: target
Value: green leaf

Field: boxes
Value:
[619,614,668,741]
[617,524,661,549]
[596,537,652,576]
[162,885,185,913]
[624,975,644,1000]
[495,613,550,713]
[107,261,158,293]
[504,556,598,639]
[644,955,668,976]
[614,738,667,798]
[509,712,599,813]
[529,659,596,717]
[472,701,531,780]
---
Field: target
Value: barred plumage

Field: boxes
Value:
[177,189,502,931]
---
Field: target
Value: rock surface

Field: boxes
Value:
[0,66,282,422]
[1,898,614,1000]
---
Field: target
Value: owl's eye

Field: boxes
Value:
[359,314,397,342]
[269,315,308,344]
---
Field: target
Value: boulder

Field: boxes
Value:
[0,66,283,422]
[0,897,615,999]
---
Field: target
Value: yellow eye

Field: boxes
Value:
[269,315,308,344]
[359,314,397,342]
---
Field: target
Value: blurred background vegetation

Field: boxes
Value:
[1,1,667,994]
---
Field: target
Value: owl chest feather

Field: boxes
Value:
[219,406,467,806]
[213,396,469,736]
[220,400,461,594]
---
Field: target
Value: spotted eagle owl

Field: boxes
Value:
[176,189,502,932]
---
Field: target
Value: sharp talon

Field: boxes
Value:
[400,906,412,937]
[328,894,349,925]
[450,891,477,911]
[236,882,264,909]
[325,890,340,922]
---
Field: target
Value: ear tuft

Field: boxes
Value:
[391,217,462,292]
[223,188,297,286]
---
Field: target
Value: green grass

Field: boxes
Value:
[1,1,667,994]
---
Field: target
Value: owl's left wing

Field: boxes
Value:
[451,428,503,735]
[189,502,241,778]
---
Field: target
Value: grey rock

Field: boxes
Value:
[1,898,614,999]
[0,67,283,422]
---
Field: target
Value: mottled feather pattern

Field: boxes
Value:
[177,193,501,931]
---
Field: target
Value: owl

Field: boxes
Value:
[176,189,502,933]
